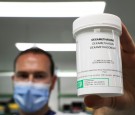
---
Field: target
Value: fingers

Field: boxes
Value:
[84,95,112,109]
[120,23,135,53]
[84,91,135,110]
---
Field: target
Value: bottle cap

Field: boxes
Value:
[73,13,122,36]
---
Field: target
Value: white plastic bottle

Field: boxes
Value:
[73,13,123,97]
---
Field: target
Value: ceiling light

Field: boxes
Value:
[0,72,14,77]
[15,43,76,51]
[0,2,106,17]
[0,71,77,77]
[56,71,77,77]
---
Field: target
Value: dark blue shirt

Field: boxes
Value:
[13,109,56,115]
[46,109,56,115]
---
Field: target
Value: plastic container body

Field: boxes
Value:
[73,14,123,97]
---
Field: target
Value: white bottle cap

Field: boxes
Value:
[73,13,122,37]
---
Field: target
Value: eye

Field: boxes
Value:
[34,72,47,79]
[16,72,28,79]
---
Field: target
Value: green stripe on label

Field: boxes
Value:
[77,80,84,89]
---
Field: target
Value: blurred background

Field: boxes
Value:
[0,0,135,114]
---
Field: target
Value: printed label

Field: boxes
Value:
[76,30,123,88]
[77,78,109,89]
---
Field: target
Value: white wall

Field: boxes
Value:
[49,77,84,112]
[0,77,13,94]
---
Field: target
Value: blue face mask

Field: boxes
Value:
[13,82,50,113]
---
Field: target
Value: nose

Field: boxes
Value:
[28,73,34,82]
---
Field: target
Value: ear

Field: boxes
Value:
[11,75,15,81]
[50,75,57,91]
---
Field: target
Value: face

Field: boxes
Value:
[13,53,56,88]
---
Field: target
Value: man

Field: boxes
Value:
[12,48,57,115]
[84,23,135,115]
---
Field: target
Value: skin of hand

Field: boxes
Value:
[84,23,135,111]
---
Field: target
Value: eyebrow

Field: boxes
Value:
[15,71,48,74]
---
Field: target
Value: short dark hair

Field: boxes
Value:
[14,47,55,76]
